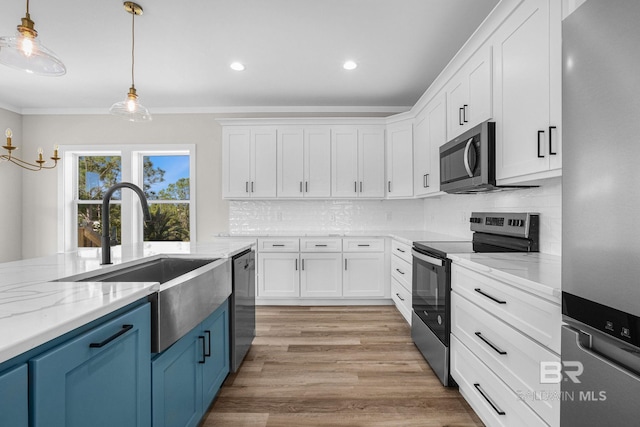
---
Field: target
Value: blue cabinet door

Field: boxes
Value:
[30,303,151,427]
[152,327,204,427]
[201,300,230,408]
[0,364,28,427]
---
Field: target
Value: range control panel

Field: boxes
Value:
[469,212,539,238]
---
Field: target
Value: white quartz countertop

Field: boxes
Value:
[449,252,561,304]
[223,230,467,247]
[0,239,255,365]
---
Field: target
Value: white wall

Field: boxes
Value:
[423,177,562,255]
[0,108,23,262]
[229,199,425,234]
[21,113,230,258]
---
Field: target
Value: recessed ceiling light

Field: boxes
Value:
[230,62,245,71]
[343,60,357,70]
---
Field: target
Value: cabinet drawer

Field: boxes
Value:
[451,336,548,427]
[452,264,561,353]
[300,237,342,252]
[391,278,412,325]
[391,239,412,263]
[391,255,412,292]
[258,238,300,252]
[452,292,559,426]
[342,238,384,252]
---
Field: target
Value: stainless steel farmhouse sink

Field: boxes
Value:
[58,256,231,353]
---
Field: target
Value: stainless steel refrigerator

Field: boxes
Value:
[562,0,640,425]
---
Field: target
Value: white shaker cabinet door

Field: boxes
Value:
[300,253,343,298]
[250,129,277,198]
[277,128,305,198]
[386,122,414,198]
[358,128,386,198]
[222,128,251,198]
[304,128,331,198]
[342,253,385,297]
[331,128,359,198]
[258,253,300,298]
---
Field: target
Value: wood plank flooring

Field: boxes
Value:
[201,306,484,427]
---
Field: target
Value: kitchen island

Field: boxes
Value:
[0,239,254,427]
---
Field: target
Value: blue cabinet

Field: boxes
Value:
[152,300,229,427]
[30,303,151,427]
[0,364,28,427]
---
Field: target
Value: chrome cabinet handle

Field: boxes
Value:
[395,293,405,302]
[537,130,545,158]
[315,244,327,247]
[344,259,348,270]
[549,126,557,155]
[301,259,305,271]
[354,181,358,193]
[245,182,249,193]
[295,259,298,271]
[89,324,133,348]
[475,332,507,355]
[359,181,362,192]
[300,182,303,193]
[395,268,405,275]
[358,244,370,247]
[396,248,405,253]
[388,181,392,192]
[463,137,474,177]
[474,383,506,416]
[459,107,464,126]
[474,288,507,304]
[251,181,255,192]
[305,181,309,192]
[463,104,468,123]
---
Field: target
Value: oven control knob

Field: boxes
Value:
[437,315,442,325]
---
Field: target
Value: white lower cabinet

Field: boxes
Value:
[342,252,385,297]
[258,252,300,298]
[300,253,343,298]
[451,336,548,427]
[390,239,412,324]
[451,263,560,427]
[257,237,386,302]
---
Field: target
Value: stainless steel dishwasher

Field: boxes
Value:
[230,249,256,372]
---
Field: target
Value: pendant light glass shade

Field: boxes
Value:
[110,2,151,122]
[109,86,152,122]
[0,3,66,76]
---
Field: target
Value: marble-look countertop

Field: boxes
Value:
[221,230,467,247]
[449,252,561,304]
[0,239,255,365]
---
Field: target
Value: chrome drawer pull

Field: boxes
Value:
[475,332,507,355]
[315,244,327,247]
[474,288,507,304]
[395,268,405,275]
[395,293,404,302]
[358,244,370,247]
[89,324,133,348]
[474,383,506,416]
[272,244,285,247]
[396,248,406,253]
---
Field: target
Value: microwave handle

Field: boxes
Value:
[463,138,474,178]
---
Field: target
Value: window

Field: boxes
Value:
[60,145,196,252]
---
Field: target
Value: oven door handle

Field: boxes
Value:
[412,249,444,267]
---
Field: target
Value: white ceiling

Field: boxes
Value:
[0,0,499,114]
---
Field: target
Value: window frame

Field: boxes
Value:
[58,144,196,253]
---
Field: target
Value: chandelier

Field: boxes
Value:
[1,128,59,171]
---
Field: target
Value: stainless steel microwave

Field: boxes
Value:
[439,120,497,194]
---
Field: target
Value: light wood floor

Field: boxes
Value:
[201,306,484,427]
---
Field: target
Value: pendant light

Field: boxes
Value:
[109,2,152,122]
[0,0,66,76]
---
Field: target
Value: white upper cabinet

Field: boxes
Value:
[222,127,277,199]
[331,126,385,198]
[414,91,446,197]
[446,45,493,139]
[277,127,331,198]
[386,120,414,198]
[493,0,562,183]
[303,128,332,197]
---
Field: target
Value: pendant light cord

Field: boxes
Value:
[131,9,135,89]
[26,0,29,14]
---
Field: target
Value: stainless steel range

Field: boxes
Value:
[411,212,539,386]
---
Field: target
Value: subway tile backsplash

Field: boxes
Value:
[228,178,561,255]
[229,199,425,234]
